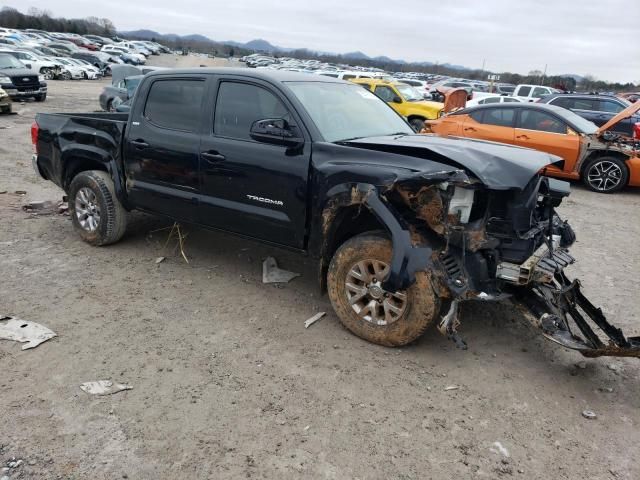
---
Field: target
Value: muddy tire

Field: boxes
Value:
[68,170,127,246]
[582,156,628,193]
[327,234,440,347]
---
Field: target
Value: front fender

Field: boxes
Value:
[319,183,432,292]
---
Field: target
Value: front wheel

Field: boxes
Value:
[41,68,54,80]
[409,118,425,132]
[327,234,440,346]
[68,170,127,246]
[34,93,46,102]
[582,156,628,193]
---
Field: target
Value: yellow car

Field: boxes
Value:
[0,87,11,114]
[350,78,443,131]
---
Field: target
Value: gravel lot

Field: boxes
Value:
[1,54,639,479]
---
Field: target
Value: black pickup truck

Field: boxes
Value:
[31,68,640,358]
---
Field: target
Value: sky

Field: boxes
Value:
[7,0,640,83]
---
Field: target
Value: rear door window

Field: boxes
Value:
[481,108,515,127]
[517,86,531,97]
[144,79,205,132]
[214,81,289,141]
[518,109,567,134]
[572,98,597,111]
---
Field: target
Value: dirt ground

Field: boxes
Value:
[1,54,639,480]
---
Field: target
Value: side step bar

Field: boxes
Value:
[516,272,640,358]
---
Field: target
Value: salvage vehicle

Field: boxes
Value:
[31,69,640,358]
[352,78,444,131]
[0,48,61,80]
[98,74,142,111]
[538,94,639,138]
[0,53,47,101]
[0,86,11,113]
[426,102,640,193]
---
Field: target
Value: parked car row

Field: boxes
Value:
[0,27,171,102]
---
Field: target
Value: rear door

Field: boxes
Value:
[514,108,581,175]
[461,107,516,144]
[123,75,208,222]
[197,77,311,248]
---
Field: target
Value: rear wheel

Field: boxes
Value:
[582,156,628,193]
[68,170,127,246]
[327,234,440,346]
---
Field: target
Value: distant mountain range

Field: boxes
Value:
[119,29,470,70]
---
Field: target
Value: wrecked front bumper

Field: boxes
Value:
[515,270,640,358]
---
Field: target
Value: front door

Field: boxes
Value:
[197,78,311,248]
[123,75,207,222]
[514,108,581,175]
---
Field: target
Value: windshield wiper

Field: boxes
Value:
[336,136,366,143]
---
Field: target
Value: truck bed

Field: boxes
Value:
[34,112,129,191]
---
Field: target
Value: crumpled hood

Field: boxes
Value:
[345,134,563,190]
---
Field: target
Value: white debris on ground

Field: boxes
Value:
[490,441,510,457]
[0,315,57,350]
[79,380,133,396]
[304,312,326,328]
[262,256,300,283]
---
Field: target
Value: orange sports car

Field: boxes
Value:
[425,101,640,193]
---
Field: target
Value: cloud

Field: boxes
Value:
[25,0,640,82]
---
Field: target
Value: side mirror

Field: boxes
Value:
[392,95,402,103]
[250,118,303,147]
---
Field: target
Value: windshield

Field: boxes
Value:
[125,77,142,96]
[287,82,413,142]
[0,54,25,69]
[396,83,424,101]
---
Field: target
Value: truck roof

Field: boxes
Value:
[144,67,346,84]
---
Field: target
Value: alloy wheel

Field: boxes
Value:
[345,259,407,326]
[75,187,101,231]
[587,160,622,192]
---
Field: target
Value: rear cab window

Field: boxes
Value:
[143,78,205,132]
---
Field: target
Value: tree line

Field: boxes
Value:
[1,5,635,91]
[0,6,115,36]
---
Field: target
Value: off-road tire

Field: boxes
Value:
[409,118,425,132]
[327,233,440,347]
[582,155,628,193]
[68,170,127,246]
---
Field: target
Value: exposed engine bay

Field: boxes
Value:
[355,169,640,358]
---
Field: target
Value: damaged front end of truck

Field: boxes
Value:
[326,136,640,358]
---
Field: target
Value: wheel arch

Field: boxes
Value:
[317,183,432,294]
[61,150,129,208]
[580,149,630,178]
